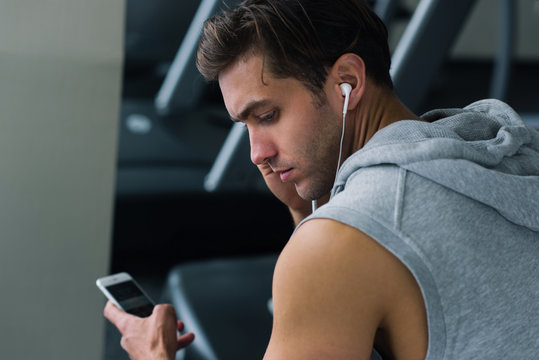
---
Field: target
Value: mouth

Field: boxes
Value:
[276,168,293,182]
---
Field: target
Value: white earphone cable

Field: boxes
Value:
[336,92,349,179]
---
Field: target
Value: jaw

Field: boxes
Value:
[294,171,334,202]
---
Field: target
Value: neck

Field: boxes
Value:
[344,84,420,157]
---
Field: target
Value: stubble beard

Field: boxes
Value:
[295,99,342,201]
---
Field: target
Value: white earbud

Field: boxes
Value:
[339,83,352,115]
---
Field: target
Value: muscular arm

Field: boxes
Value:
[264,219,428,360]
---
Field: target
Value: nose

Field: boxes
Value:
[248,127,277,165]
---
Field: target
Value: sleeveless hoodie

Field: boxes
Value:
[305,99,539,359]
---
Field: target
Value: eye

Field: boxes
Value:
[258,111,276,123]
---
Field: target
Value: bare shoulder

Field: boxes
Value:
[266,218,427,360]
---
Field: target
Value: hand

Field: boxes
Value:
[104,301,195,360]
[257,162,312,225]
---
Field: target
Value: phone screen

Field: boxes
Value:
[105,280,154,317]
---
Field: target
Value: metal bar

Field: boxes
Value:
[155,0,222,115]
[390,0,477,112]
[489,0,515,100]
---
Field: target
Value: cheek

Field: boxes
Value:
[278,99,337,157]
[279,117,312,155]
[309,109,342,157]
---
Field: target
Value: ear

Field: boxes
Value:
[327,53,366,111]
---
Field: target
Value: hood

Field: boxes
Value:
[333,99,539,232]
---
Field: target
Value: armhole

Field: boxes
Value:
[309,205,447,360]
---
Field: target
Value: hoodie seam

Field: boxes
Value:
[394,168,407,231]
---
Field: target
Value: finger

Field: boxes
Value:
[176,332,195,350]
[103,301,134,334]
[177,320,185,332]
[103,301,121,322]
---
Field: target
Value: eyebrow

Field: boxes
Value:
[230,99,273,122]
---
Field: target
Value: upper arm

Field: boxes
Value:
[264,219,406,360]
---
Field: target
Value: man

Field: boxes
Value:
[105,0,539,359]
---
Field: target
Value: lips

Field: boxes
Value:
[278,168,293,182]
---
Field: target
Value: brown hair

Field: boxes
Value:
[196,0,393,94]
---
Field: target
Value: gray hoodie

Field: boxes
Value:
[308,99,539,359]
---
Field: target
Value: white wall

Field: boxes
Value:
[0,0,124,359]
[452,0,539,59]
[394,0,539,59]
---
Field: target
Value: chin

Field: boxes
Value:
[294,184,313,201]
[295,183,326,202]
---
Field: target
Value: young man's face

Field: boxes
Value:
[218,54,342,201]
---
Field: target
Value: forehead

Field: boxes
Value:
[218,55,270,109]
[218,54,308,119]
[219,54,264,87]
